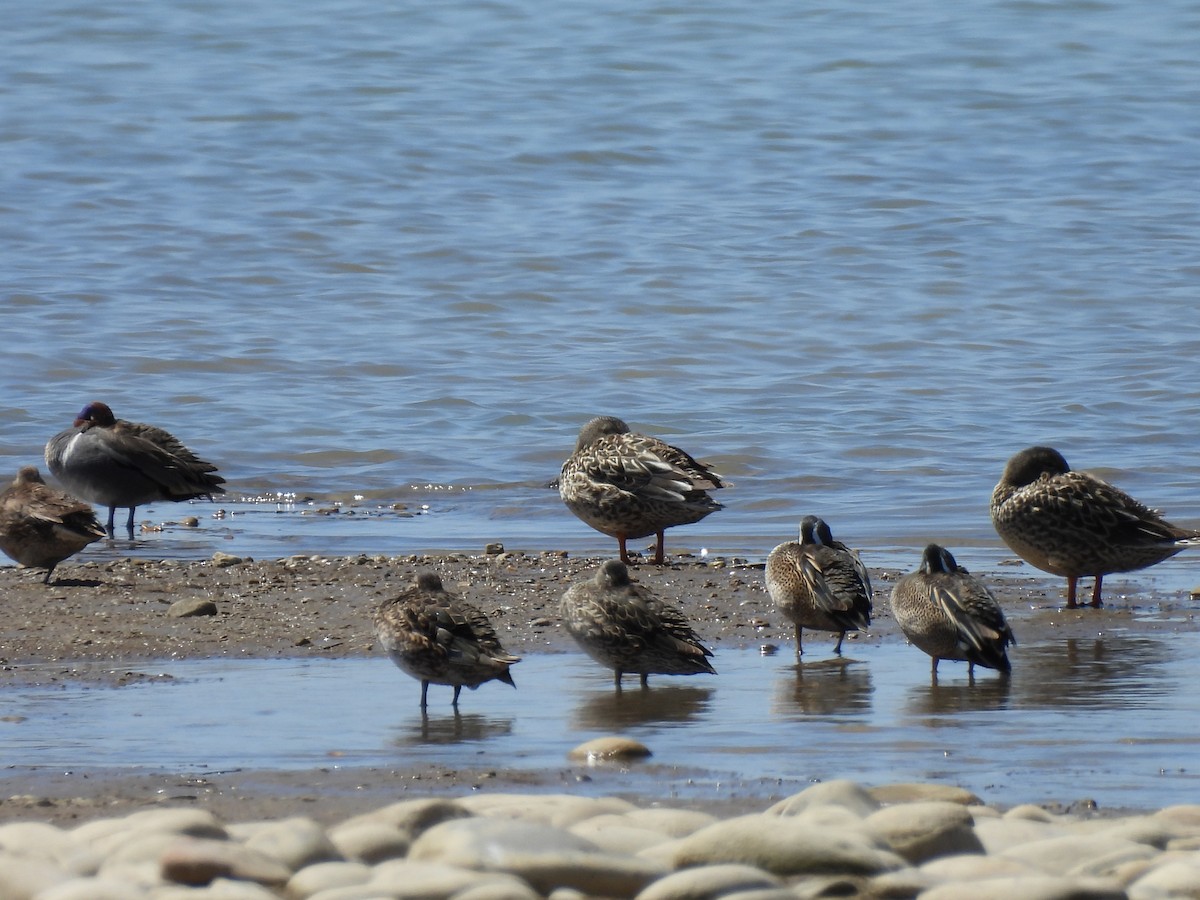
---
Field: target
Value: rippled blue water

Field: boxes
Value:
[2,0,1199,575]
[6,635,1199,811]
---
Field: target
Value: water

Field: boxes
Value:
[2,0,1199,809]
[1,0,1198,573]
[5,636,1199,810]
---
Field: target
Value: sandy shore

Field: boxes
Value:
[2,550,1198,827]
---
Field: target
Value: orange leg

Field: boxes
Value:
[617,535,630,564]
[1091,575,1104,608]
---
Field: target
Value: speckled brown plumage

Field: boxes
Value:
[374,571,520,708]
[991,446,1200,608]
[0,466,106,584]
[891,544,1015,678]
[560,559,715,689]
[765,516,872,656]
[558,416,724,564]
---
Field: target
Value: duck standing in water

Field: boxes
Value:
[561,559,715,689]
[0,466,107,584]
[891,543,1015,678]
[44,401,225,536]
[375,572,520,709]
[991,446,1200,608]
[558,416,724,564]
[765,515,872,656]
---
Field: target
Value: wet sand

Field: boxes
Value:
[2,550,1198,826]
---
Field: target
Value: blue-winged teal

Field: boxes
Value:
[765,515,872,656]
[558,416,724,564]
[561,559,715,689]
[45,401,224,535]
[991,446,1200,608]
[375,571,520,709]
[0,466,106,584]
[891,544,1015,678]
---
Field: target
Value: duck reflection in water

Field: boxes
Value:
[572,684,714,731]
[1013,636,1167,710]
[396,711,515,746]
[774,656,874,718]
[906,672,1013,718]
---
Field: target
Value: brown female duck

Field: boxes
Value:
[558,416,724,564]
[374,572,520,709]
[0,466,106,583]
[991,446,1200,608]
[560,559,715,689]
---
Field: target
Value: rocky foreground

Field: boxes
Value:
[3,778,1199,899]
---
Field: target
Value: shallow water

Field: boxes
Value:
[2,0,1199,572]
[6,635,1199,810]
[3,0,1200,813]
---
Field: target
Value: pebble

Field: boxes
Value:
[168,598,219,618]
[0,780,1197,898]
[568,736,653,763]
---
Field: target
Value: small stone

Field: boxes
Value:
[568,820,671,855]
[660,812,904,877]
[568,737,652,764]
[486,543,505,555]
[919,875,1127,899]
[327,822,410,863]
[0,854,70,898]
[635,863,784,900]
[453,878,543,900]
[168,598,219,618]
[1000,834,1155,877]
[159,837,292,887]
[1129,858,1200,898]
[243,816,341,871]
[285,860,371,897]
[622,808,718,838]
[335,798,472,840]
[869,783,982,807]
[35,878,148,900]
[211,552,245,568]
[865,801,984,864]
[180,516,200,528]
[768,780,881,818]
[409,817,666,896]
[0,821,75,860]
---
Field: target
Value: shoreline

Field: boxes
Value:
[2,551,1198,828]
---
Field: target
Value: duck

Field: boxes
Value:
[560,558,715,689]
[44,401,225,535]
[891,543,1015,678]
[765,515,872,656]
[558,416,724,564]
[991,446,1200,608]
[374,571,520,709]
[0,466,107,584]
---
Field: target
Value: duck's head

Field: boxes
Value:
[799,515,834,546]
[597,558,632,587]
[575,416,631,451]
[74,401,117,429]
[918,543,959,576]
[1002,446,1070,487]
